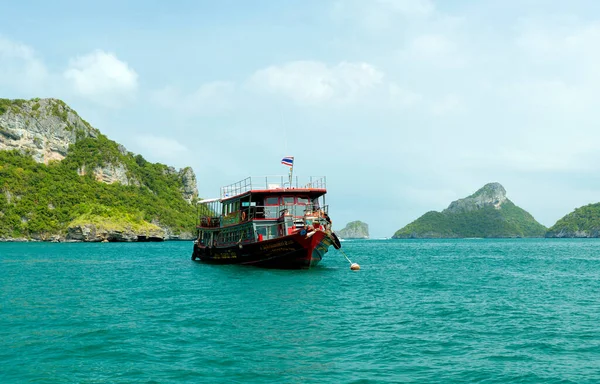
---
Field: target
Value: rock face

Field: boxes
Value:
[66,224,166,242]
[546,203,600,238]
[445,182,507,214]
[92,163,136,186]
[547,229,600,238]
[0,98,140,186]
[161,225,196,241]
[337,221,369,239]
[179,167,198,204]
[0,97,200,242]
[393,182,547,238]
[0,98,195,199]
[0,98,98,163]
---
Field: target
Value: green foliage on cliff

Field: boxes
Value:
[70,204,163,234]
[0,98,25,115]
[0,138,199,239]
[546,203,600,237]
[393,200,547,238]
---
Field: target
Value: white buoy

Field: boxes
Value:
[338,247,360,271]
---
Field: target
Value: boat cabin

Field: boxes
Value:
[196,176,330,248]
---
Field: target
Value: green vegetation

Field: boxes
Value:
[393,200,547,238]
[546,203,600,237]
[51,100,68,121]
[0,132,202,239]
[0,98,15,115]
[337,220,369,238]
[1,98,35,115]
[69,204,163,234]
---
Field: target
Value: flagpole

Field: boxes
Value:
[282,156,294,188]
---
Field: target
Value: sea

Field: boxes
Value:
[1,239,599,383]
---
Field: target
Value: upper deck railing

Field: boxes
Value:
[220,176,326,199]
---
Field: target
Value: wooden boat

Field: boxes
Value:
[191,175,341,269]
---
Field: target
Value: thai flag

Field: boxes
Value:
[281,156,294,167]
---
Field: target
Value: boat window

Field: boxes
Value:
[297,197,309,205]
[256,226,267,237]
[283,197,295,205]
[312,198,320,209]
[265,197,279,205]
[256,224,278,240]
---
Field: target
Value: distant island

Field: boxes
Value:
[6,98,600,243]
[0,98,200,242]
[546,204,600,238]
[393,183,547,238]
[336,220,369,239]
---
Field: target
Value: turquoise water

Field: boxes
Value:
[1,239,600,383]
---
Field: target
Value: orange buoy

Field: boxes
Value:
[350,263,360,271]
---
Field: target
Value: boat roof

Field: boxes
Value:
[219,176,327,201]
[199,188,326,204]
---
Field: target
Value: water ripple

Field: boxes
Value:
[1,239,600,383]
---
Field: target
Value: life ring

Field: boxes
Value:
[241,211,246,221]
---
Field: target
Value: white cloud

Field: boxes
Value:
[513,79,593,113]
[402,34,466,68]
[410,34,455,58]
[249,61,384,104]
[517,22,600,62]
[375,0,434,17]
[388,83,422,107]
[333,0,434,31]
[510,21,600,118]
[151,81,235,115]
[431,94,464,115]
[0,36,48,93]
[64,50,138,106]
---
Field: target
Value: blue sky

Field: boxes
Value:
[3,0,600,237]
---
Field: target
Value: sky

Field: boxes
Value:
[3,0,600,237]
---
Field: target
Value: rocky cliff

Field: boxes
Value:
[444,182,507,214]
[0,98,98,163]
[0,97,199,242]
[337,221,369,239]
[393,183,547,238]
[0,98,198,199]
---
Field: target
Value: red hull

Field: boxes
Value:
[192,230,334,269]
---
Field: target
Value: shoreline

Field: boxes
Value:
[0,237,195,243]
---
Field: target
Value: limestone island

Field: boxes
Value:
[336,220,369,239]
[546,203,600,238]
[393,182,547,238]
[0,98,198,242]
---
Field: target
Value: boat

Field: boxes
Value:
[191,173,341,269]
